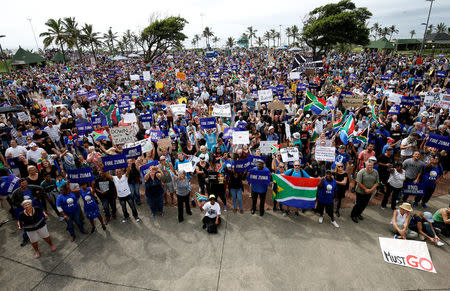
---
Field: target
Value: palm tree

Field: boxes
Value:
[226,37,234,48]
[39,18,69,63]
[388,25,399,41]
[81,24,102,62]
[275,32,281,46]
[290,25,300,45]
[202,26,214,48]
[425,24,434,36]
[285,27,292,46]
[191,34,201,49]
[212,36,220,48]
[371,22,380,39]
[103,27,118,54]
[269,29,277,47]
[436,22,447,33]
[379,27,390,38]
[247,26,257,47]
[263,31,271,47]
[63,17,83,60]
[256,37,264,47]
[409,29,416,39]
[124,30,134,52]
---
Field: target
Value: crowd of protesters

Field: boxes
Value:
[0,47,449,258]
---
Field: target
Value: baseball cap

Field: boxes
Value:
[29,142,37,147]
[388,138,394,142]
[423,212,434,223]
[209,195,216,200]
[268,126,274,131]
[293,132,300,139]
[368,156,377,162]
[386,147,393,151]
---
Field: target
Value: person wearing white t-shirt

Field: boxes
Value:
[26,143,45,164]
[199,195,221,232]
[108,167,140,223]
[5,139,28,176]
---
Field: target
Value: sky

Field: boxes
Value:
[1,0,449,52]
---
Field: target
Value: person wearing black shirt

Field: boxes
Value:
[206,162,227,210]
[95,171,117,223]
[227,168,244,213]
[32,128,49,147]
[195,157,209,194]
[377,147,394,194]
[128,161,142,205]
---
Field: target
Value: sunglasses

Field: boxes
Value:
[337,166,343,168]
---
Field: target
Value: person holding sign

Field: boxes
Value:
[144,166,165,220]
[413,155,443,208]
[249,160,271,216]
[317,170,339,228]
[108,168,141,223]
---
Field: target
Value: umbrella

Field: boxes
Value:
[127,53,140,58]
[289,47,302,52]
[111,55,128,61]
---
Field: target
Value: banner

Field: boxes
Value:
[248,169,271,185]
[314,146,335,162]
[170,104,187,116]
[403,182,425,196]
[212,104,232,117]
[280,147,299,162]
[425,133,450,151]
[102,154,127,171]
[258,89,273,103]
[140,161,159,177]
[149,130,162,142]
[123,145,142,160]
[110,126,136,144]
[234,158,251,172]
[379,237,435,273]
[67,168,94,183]
[259,140,278,155]
[232,131,250,145]
[388,105,400,115]
[200,117,216,129]
[92,115,107,127]
[77,122,93,135]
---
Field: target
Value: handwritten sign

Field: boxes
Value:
[130,74,140,81]
[177,162,194,173]
[143,71,151,81]
[110,127,136,144]
[124,137,153,153]
[123,113,137,124]
[258,89,273,103]
[212,104,232,117]
[314,146,335,162]
[259,141,278,155]
[232,131,250,145]
[170,104,187,116]
[280,147,299,162]
[267,100,286,110]
[157,138,172,150]
[17,112,30,122]
[423,91,441,107]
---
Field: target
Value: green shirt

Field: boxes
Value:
[355,168,379,195]
[432,208,448,223]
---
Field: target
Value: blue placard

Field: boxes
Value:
[102,154,128,171]
[401,95,415,106]
[77,122,93,135]
[200,72,207,77]
[118,100,130,111]
[23,130,35,137]
[67,168,94,183]
[380,75,391,81]
[87,92,98,101]
[7,158,18,169]
[276,85,285,95]
[262,81,270,87]
[1,175,20,195]
[200,117,216,129]
[308,83,318,89]
[140,114,153,124]
[149,130,162,142]
[248,169,271,185]
[78,89,88,96]
[121,94,132,101]
[340,91,353,99]
[436,71,447,78]
[234,158,251,173]
[297,84,306,92]
[123,145,142,160]
[425,133,450,151]
[92,115,107,127]
[388,105,400,115]
[140,161,159,177]
[403,182,425,196]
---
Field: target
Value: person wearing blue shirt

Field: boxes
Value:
[173,119,186,135]
[317,170,339,228]
[249,160,271,216]
[204,129,217,152]
[175,152,191,180]
[56,183,88,241]
[332,145,350,170]
[266,126,279,142]
[284,162,311,178]
[414,155,443,208]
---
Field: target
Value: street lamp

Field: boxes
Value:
[419,0,435,56]
[0,35,10,74]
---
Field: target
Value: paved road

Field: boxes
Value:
[0,194,449,291]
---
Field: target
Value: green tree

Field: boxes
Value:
[124,30,134,52]
[380,27,390,38]
[237,33,249,47]
[212,36,220,48]
[191,34,201,48]
[290,25,300,44]
[436,22,447,33]
[81,24,102,62]
[425,24,434,36]
[269,29,277,47]
[388,25,398,41]
[103,27,118,54]
[409,29,416,39]
[141,16,187,63]
[39,18,69,63]
[226,37,234,48]
[302,0,372,56]
[371,22,380,39]
[263,31,271,47]
[202,26,214,47]
[63,17,83,59]
[256,37,264,47]
[285,27,292,45]
[247,26,257,47]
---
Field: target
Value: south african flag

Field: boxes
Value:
[272,174,319,209]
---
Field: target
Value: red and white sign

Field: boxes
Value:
[379,237,436,273]
[232,131,250,145]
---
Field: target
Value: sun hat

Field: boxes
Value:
[368,156,377,162]
[423,212,434,223]
[293,132,300,139]
[399,202,413,212]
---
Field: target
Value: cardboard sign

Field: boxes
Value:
[157,138,172,150]
[212,104,232,117]
[280,147,299,162]
[143,71,151,81]
[232,131,250,145]
[423,91,441,107]
[170,104,187,116]
[379,237,435,273]
[176,72,186,80]
[267,100,286,110]
[130,74,140,81]
[341,92,363,108]
[123,113,137,123]
[110,126,136,144]
[177,161,194,173]
[259,140,279,155]
[258,89,273,103]
[314,146,335,162]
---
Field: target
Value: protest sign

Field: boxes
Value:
[280,147,299,162]
[122,145,142,160]
[388,105,400,115]
[102,154,127,171]
[124,137,153,153]
[67,168,94,183]
[423,91,441,107]
[140,114,152,129]
[249,155,266,167]
[130,74,140,81]
[232,131,250,145]
[87,92,98,101]
[0,174,20,194]
[234,158,250,172]
[436,71,447,78]
[23,130,34,137]
[403,182,425,196]
[43,99,53,108]
[380,75,391,81]
[176,72,186,80]
[379,237,435,273]
[267,100,286,110]
[157,138,172,150]
[123,113,137,124]
[341,92,363,108]
[248,169,271,185]
[223,127,242,139]
[149,130,162,142]
[140,161,159,177]
[285,122,292,141]
[170,104,187,116]
[143,71,151,81]
[177,162,194,173]
[155,82,164,89]
[118,100,130,111]
[200,117,216,129]
[425,133,450,151]
[288,71,301,80]
[17,112,30,122]
[387,93,402,104]
[258,89,273,103]
[110,127,136,144]
[314,146,335,162]
[77,122,93,135]
[259,140,279,155]
[438,93,449,109]
[212,104,232,117]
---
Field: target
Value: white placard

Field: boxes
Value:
[44,99,53,109]
[289,72,300,80]
[212,104,232,117]
[177,161,194,173]
[170,104,187,116]
[259,140,278,155]
[124,137,153,152]
[130,74,140,81]
[314,146,335,162]
[123,113,137,123]
[110,126,137,144]
[143,71,151,81]
[232,131,250,145]
[17,112,31,122]
[378,237,436,273]
[285,122,292,141]
[387,93,402,104]
[438,93,449,109]
[280,147,299,162]
[423,91,441,107]
[258,89,273,103]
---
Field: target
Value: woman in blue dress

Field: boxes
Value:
[80,183,106,232]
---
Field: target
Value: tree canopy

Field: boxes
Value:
[141,16,187,62]
[302,0,372,56]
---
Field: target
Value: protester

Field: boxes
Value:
[56,183,88,241]
[413,154,443,208]
[432,207,450,237]
[199,195,221,233]
[389,202,417,239]
[79,183,106,232]
[248,160,271,216]
[402,151,425,202]
[381,163,405,210]
[174,170,192,222]
[94,171,117,223]
[409,212,445,246]
[108,168,141,223]
[317,170,339,228]
[333,162,348,217]
[144,166,165,219]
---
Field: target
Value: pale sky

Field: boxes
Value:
[1,0,449,52]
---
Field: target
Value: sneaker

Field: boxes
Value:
[282,212,288,217]
[419,234,425,241]
[335,210,340,217]
[351,216,358,223]
[394,235,399,239]
[151,214,155,220]
[380,206,386,210]
[331,221,340,228]
[59,216,64,222]
[20,239,30,247]
[251,210,255,215]
[421,203,428,209]
[435,241,444,247]
[318,216,324,224]
[121,218,128,223]
[357,215,364,220]
[412,202,418,207]
[101,224,106,231]
[135,217,141,222]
